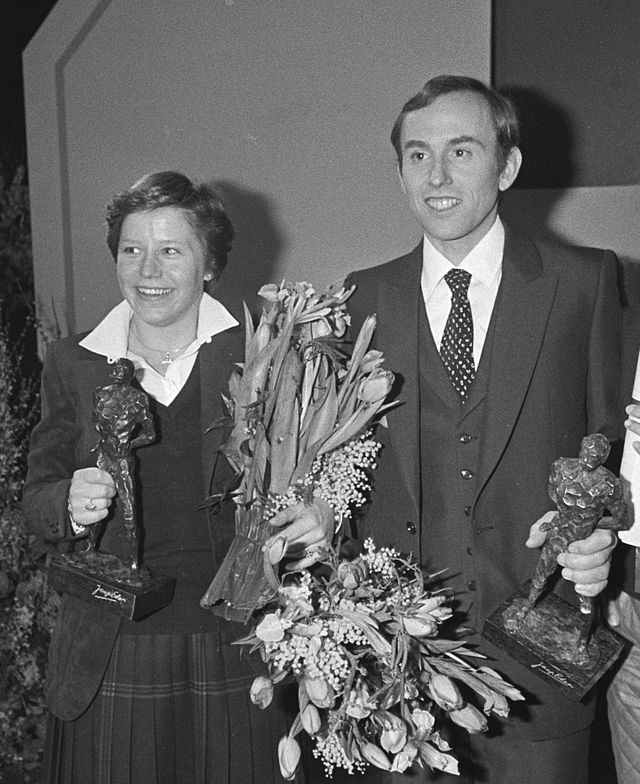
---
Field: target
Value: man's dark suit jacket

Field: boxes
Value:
[345,225,622,741]
[22,327,242,720]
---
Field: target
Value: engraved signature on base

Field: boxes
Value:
[92,585,127,604]
[531,661,573,688]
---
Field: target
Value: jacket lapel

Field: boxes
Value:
[198,326,243,498]
[378,246,423,518]
[475,228,559,498]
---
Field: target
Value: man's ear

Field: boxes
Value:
[498,146,522,192]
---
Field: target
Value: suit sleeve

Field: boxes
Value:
[22,341,82,547]
[586,249,623,443]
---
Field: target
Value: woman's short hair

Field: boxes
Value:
[390,75,520,171]
[105,171,234,281]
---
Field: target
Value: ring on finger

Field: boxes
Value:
[84,499,98,511]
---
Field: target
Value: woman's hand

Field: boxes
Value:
[265,498,335,569]
[67,467,116,528]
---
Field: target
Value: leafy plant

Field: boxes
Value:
[0,320,57,779]
[0,165,34,321]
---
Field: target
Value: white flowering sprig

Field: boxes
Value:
[237,540,524,779]
[265,430,380,526]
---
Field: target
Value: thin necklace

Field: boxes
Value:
[129,327,195,366]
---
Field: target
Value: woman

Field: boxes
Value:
[23,171,330,784]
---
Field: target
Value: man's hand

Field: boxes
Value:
[557,528,616,598]
[265,498,335,570]
[526,513,617,598]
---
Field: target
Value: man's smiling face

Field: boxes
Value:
[398,90,521,265]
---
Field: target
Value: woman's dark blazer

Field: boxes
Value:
[22,327,242,720]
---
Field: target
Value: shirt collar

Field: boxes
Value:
[421,216,505,298]
[79,292,239,362]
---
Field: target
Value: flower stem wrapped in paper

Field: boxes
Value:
[238,540,525,779]
[200,281,395,622]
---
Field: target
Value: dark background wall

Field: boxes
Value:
[494,0,640,189]
[493,0,640,306]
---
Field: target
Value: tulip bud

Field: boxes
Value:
[418,593,445,609]
[300,702,322,735]
[253,321,273,352]
[486,692,509,718]
[430,605,453,622]
[305,676,335,708]
[380,723,407,754]
[255,612,286,642]
[358,369,394,405]
[450,704,488,734]
[346,682,375,719]
[278,735,301,780]
[249,676,274,709]
[391,741,418,773]
[361,742,391,771]
[417,741,459,775]
[427,673,464,711]
[411,708,435,733]
[402,615,438,638]
[337,558,368,590]
[311,318,332,338]
[360,350,384,374]
[332,313,348,337]
[258,283,280,303]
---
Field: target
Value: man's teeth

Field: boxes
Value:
[427,198,459,211]
[138,287,171,295]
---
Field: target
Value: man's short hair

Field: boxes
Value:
[390,75,520,170]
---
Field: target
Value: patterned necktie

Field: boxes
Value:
[440,268,475,399]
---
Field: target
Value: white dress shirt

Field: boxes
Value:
[620,351,640,546]
[79,293,238,406]
[421,217,505,368]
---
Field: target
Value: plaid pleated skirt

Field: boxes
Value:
[42,630,296,784]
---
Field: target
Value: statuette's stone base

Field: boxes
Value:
[483,582,625,701]
[49,555,175,621]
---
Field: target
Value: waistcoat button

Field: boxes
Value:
[464,505,472,516]
[460,469,474,480]
[458,433,472,444]
[467,580,477,591]
[406,521,417,534]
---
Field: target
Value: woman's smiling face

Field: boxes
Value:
[116,206,209,332]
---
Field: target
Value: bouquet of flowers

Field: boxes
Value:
[240,540,525,779]
[200,281,395,622]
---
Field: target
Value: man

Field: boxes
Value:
[344,75,622,783]
[607,306,640,784]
